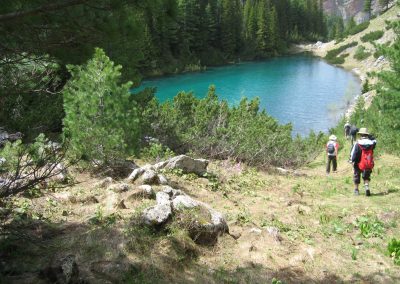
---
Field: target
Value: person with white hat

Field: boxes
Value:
[350,128,377,196]
[326,134,339,174]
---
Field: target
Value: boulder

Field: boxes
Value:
[127,168,144,182]
[162,186,183,198]
[172,195,228,244]
[138,185,155,198]
[189,207,228,245]
[107,183,131,193]
[157,155,209,176]
[141,169,159,185]
[158,174,168,185]
[156,191,171,206]
[172,195,200,210]
[142,204,172,226]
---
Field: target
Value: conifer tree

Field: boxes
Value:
[63,48,140,162]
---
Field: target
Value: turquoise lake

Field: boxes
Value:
[137,55,361,135]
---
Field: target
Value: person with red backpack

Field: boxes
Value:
[350,128,376,196]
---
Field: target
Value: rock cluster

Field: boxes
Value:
[141,185,228,244]
[127,155,209,185]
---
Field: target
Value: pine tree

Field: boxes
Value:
[63,48,140,162]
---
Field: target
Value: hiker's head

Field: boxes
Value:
[329,135,337,141]
[358,128,369,138]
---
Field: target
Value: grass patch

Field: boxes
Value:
[361,30,384,42]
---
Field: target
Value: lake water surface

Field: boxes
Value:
[138,55,361,135]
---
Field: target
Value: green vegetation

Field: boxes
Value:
[347,21,370,36]
[388,238,400,265]
[0,0,327,140]
[361,30,385,42]
[63,48,141,163]
[355,215,385,238]
[350,21,400,154]
[140,85,324,168]
[325,42,358,64]
[354,46,371,61]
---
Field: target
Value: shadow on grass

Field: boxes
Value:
[1,215,399,284]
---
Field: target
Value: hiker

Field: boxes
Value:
[344,122,351,139]
[350,128,376,196]
[349,125,359,146]
[326,135,339,174]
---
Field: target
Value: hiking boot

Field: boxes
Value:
[354,189,359,196]
[366,190,371,196]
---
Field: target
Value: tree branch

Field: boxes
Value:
[0,0,90,23]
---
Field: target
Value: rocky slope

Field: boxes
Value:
[323,0,395,22]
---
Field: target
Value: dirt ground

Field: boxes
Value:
[2,137,400,283]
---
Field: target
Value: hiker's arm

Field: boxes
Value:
[350,143,358,163]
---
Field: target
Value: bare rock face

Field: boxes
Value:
[323,0,393,23]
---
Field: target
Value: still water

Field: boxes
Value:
[138,55,360,135]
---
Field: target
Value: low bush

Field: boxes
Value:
[354,46,371,61]
[354,216,385,238]
[141,86,324,168]
[347,21,370,35]
[325,42,358,64]
[361,30,384,42]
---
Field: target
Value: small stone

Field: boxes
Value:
[249,228,262,234]
[107,183,131,193]
[97,177,113,188]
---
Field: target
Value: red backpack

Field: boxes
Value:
[358,144,374,171]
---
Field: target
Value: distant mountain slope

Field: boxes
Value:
[323,0,395,23]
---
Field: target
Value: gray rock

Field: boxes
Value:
[142,204,172,226]
[172,195,200,210]
[107,183,131,193]
[190,207,228,245]
[127,168,144,182]
[138,185,155,198]
[97,177,113,188]
[153,161,168,171]
[162,186,183,198]
[156,191,171,206]
[141,169,159,185]
[158,174,168,185]
[157,155,209,175]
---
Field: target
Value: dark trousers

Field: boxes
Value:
[326,155,337,173]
